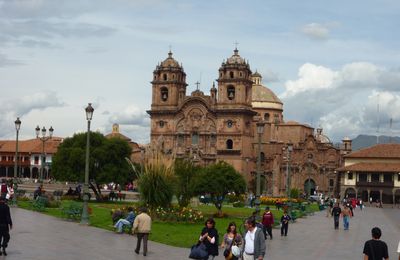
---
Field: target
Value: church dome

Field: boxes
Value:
[315,128,331,144]
[226,48,246,65]
[252,84,283,104]
[252,71,262,77]
[160,51,181,68]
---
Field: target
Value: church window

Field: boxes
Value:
[260,152,265,162]
[178,133,184,146]
[264,113,270,121]
[226,139,233,149]
[274,114,279,124]
[172,74,175,79]
[329,179,334,187]
[227,120,233,128]
[227,86,235,100]
[220,72,223,78]
[348,172,353,180]
[163,74,167,80]
[161,87,168,101]
[230,71,234,78]
[154,75,157,80]
[239,72,242,77]
[192,132,199,145]
[159,121,165,128]
[210,133,216,144]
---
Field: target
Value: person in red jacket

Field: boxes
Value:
[261,207,274,240]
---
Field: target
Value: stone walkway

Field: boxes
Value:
[6,206,400,260]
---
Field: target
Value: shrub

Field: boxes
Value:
[47,200,62,208]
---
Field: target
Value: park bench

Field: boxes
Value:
[61,202,82,221]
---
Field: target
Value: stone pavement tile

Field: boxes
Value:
[6,206,400,260]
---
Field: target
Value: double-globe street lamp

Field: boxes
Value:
[35,125,54,183]
[81,103,94,225]
[255,120,265,213]
[13,117,21,206]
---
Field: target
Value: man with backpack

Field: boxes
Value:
[331,203,341,230]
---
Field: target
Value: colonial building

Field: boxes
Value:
[0,137,62,180]
[105,123,144,163]
[147,49,344,196]
[338,143,400,204]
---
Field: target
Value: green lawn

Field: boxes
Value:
[17,200,318,248]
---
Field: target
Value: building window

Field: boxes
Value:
[34,156,39,164]
[177,133,184,146]
[163,74,167,80]
[172,74,175,79]
[264,113,270,121]
[192,132,199,145]
[383,174,392,183]
[227,85,235,100]
[0,156,4,161]
[227,120,233,128]
[274,114,279,124]
[398,174,400,182]
[347,172,353,180]
[159,121,165,128]
[226,139,233,149]
[239,72,242,77]
[161,87,168,101]
[371,173,380,182]
[359,173,367,182]
[329,179,334,187]
[229,71,234,78]
[210,133,216,144]
[260,152,265,162]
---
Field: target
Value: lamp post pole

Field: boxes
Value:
[35,125,54,183]
[13,117,21,206]
[307,154,313,197]
[286,143,293,215]
[81,103,94,225]
[255,120,265,213]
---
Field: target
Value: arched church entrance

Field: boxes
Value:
[344,187,357,198]
[304,179,316,195]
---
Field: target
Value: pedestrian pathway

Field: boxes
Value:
[6,206,400,260]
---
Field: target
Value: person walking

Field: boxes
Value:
[242,217,265,260]
[362,227,389,260]
[261,207,274,240]
[280,211,291,236]
[114,207,135,233]
[342,205,351,230]
[331,203,341,230]
[220,222,242,260]
[133,207,152,256]
[0,197,12,256]
[397,240,400,260]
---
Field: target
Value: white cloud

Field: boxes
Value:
[108,105,150,127]
[0,53,23,67]
[302,23,330,40]
[280,62,400,141]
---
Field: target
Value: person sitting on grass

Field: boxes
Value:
[114,207,135,234]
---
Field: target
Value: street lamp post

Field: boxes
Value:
[285,143,293,216]
[255,120,265,213]
[13,117,21,206]
[35,125,54,183]
[81,103,94,225]
[307,154,313,197]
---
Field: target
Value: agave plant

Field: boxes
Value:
[135,146,175,209]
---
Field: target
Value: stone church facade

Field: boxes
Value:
[147,49,345,197]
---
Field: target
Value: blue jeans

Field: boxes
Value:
[114,219,131,233]
[343,216,349,230]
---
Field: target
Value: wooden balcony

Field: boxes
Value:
[356,181,394,188]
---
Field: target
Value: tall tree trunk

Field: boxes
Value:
[89,181,102,201]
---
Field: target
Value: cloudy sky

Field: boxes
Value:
[1,0,399,144]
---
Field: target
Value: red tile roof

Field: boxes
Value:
[345,144,400,158]
[337,162,400,172]
[0,137,63,154]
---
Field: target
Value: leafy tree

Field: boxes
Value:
[52,132,132,200]
[192,161,246,216]
[174,158,201,208]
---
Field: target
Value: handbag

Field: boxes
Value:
[223,248,232,259]
[189,242,208,259]
[231,245,241,257]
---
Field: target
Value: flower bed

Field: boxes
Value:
[260,196,304,205]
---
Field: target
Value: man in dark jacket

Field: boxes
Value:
[0,197,12,256]
[243,217,266,260]
[331,203,341,230]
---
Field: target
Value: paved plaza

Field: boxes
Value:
[6,206,400,260]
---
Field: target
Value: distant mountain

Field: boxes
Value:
[352,134,400,150]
